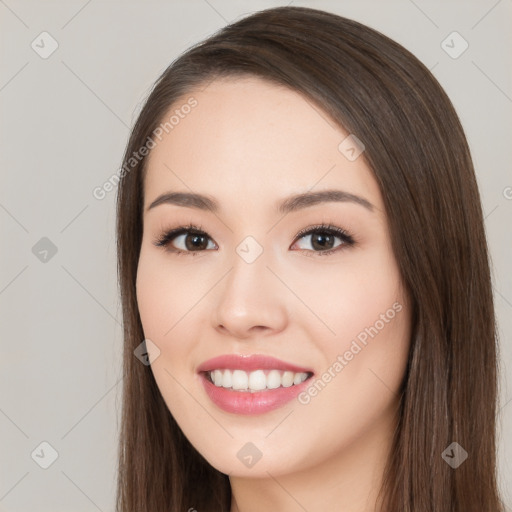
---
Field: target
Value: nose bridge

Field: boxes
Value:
[213,234,287,337]
[221,235,271,311]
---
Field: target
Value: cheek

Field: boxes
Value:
[293,265,410,466]
[294,246,410,402]
[135,251,201,418]
[135,248,208,380]
[135,249,199,338]
[136,257,168,338]
[288,245,405,346]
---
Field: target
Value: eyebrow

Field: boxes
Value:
[146,189,374,214]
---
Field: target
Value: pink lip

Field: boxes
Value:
[197,354,314,415]
[197,354,313,373]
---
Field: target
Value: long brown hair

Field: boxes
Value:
[115,6,505,511]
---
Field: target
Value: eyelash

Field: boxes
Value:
[152,222,355,257]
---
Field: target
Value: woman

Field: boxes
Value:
[115,6,505,511]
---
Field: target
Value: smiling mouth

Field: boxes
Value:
[203,368,314,392]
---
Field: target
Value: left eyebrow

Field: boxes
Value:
[277,189,374,214]
[145,189,374,214]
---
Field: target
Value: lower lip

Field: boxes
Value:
[199,372,313,415]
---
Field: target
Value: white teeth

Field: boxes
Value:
[231,369,248,390]
[266,369,281,389]
[213,369,223,387]
[281,371,294,387]
[221,369,232,388]
[293,372,304,385]
[208,369,309,392]
[248,369,267,391]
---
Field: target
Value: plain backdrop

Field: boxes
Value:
[0,1,511,510]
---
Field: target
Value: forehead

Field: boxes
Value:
[143,76,383,215]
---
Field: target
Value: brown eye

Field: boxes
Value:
[155,228,216,253]
[292,224,355,256]
[296,231,340,251]
[153,223,355,257]
[153,223,217,255]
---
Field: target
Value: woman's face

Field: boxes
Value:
[136,76,411,478]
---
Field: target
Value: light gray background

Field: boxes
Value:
[1,1,511,510]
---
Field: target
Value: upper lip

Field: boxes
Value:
[197,354,314,374]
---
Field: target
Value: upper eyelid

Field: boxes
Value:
[162,224,348,240]
[155,223,354,251]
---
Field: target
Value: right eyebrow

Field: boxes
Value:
[146,192,219,213]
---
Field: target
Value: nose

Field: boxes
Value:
[212,248,288,340]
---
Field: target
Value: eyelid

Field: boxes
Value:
[152,222,355,255]
[290,223,355,255]
[152,223,213,252]
[294,224,353,243]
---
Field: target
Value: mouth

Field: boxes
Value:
[197,354,315,415]
[202,368,313,392]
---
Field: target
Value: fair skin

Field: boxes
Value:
[136,76,411,512]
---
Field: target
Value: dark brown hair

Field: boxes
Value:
[115,6,505,511]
